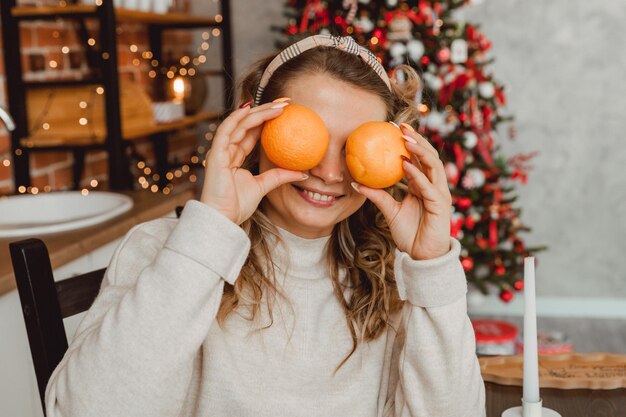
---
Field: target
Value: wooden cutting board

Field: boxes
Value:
[480,352,626,390]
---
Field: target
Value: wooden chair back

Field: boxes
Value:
[10,238,104,412]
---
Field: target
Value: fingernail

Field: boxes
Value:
[402,134,418,145]
[272,97,291,103]
[351,182,360,192]
[239,99,252,109]
[400,155,412,163]
[400,122,415,132]
[388,121,400,128]
[300,174,309,180]
[271,102,290,109]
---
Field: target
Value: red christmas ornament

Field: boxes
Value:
[513,280,524,291]
[458,112,467,123]
[450,215,464,239]
[476,238,488,249]
[500,289,513,303]
[494,86,506,105]
[489,220,498,248]
[461,257,474,271]
[465,215,476,229]
[420,56,430,66]
[456,197,472,211]
[437,47,451,63]
[495,264,506,275]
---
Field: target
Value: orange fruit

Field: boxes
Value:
[261,104,329,171]
[346,121,410,189]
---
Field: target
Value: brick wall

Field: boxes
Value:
[0,1,202,195]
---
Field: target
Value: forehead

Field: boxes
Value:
[282,72,388,140]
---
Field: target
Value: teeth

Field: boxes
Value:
[304,190,335,202]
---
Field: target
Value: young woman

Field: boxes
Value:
[46,35,486,416]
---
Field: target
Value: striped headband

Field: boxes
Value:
[254,34,392,106]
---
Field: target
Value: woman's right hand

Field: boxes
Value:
[199,101,308,225]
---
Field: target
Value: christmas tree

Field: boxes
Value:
[276,0,546,302]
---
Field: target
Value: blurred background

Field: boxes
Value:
[0,0,625,415]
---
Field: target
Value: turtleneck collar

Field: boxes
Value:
[266,225,332,280]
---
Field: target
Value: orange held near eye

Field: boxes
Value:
[346,121,410,189]
[261,104,330,171]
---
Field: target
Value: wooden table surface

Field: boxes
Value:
[0,187,195,296]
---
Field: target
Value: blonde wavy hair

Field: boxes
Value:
[216,45,423,372]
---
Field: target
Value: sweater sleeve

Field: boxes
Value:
[45,199,251,417]
[385,237,486,417]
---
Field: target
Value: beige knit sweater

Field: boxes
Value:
[45,199,486,417]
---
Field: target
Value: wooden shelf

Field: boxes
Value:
[123,110,222,139]
[12,5,220,27]
[116,8,220,27]
[19,111,222,148]
[12,5,97,19]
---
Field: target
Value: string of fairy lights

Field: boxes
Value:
[130,121,218,196]
[2,3,224,195]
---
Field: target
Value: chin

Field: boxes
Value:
[265,182,365,237]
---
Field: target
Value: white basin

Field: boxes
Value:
[0,191,134,238]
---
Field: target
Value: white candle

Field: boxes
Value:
[523,256,540,403]
[173,77,185,102]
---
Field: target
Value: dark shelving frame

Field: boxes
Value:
[0,0,234,191]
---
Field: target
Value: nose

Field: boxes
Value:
[309,143,344,184]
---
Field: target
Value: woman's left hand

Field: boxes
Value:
[353,124,453,261]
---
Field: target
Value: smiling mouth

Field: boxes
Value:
[291,184,345,204]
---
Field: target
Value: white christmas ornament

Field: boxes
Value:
[390,42,407,59]
[478,81,495,99]
[429,77,443,91]
[464,168,486,189]
[354,16,374,33]
[407,39,425,61]
[386,0,398,7]
[423,73,443,91]
[473,264,490,279]
[389,42,407,67]
[424,111,457,135]
[463,131,478,148]
[451,39,468,64]
[424,111,447,131]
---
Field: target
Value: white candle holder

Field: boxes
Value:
[152,100,185,124]
[502,398,562,417]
